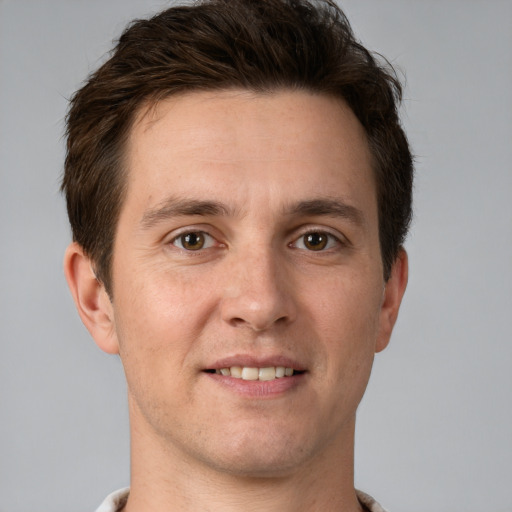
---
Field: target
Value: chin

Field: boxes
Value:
[201,447,309,479]
[191,421,333,479]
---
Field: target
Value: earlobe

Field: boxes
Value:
[375,248,408,353]
[63,242,119,354]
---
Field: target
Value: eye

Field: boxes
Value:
[172,231,215,251]
[292,231,340,251]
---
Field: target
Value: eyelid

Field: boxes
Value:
[290,226,347,251]
[172,231,215,250]
[166,225,224,252]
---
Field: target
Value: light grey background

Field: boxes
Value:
[1,1,511,511]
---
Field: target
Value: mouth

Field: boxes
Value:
[204,366,304,381]
[202,355,307,397]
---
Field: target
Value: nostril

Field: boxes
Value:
[229,317,246,327]
[228,313,289,331]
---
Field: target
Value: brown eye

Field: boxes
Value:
[174,232,210,251]
[303,232,328,251]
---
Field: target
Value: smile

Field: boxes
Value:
[211,366,297,381]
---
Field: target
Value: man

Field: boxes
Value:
[62,0,412,510]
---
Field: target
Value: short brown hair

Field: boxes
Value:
[62,0,413,295]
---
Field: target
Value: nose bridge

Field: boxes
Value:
[221,242,294,331]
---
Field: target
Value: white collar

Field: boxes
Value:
[95,487,388,512]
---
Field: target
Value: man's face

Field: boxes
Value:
[102,90,404,476]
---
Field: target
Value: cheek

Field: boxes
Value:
[115,261,214,336]
[111,278,210,432]
[311,272,383,371]
[111,273,199,384]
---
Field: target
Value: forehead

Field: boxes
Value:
[124,89,376,217]
[131,89,370,160]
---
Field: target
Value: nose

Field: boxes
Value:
[220,248,297,332]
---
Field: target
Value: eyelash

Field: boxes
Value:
[171,231,218,251]
[169,229,344,253]
[290,230,343,252]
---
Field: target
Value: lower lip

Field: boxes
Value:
[204,372,306,398]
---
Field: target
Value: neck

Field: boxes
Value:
[124,403,363,512]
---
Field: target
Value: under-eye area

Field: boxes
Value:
[204,367,306,381]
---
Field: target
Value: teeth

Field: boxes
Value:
[275,366,285,378]
[214,366,296,381]
[230,366,242,378]
[258,367,276,381]
[241,367,259,380]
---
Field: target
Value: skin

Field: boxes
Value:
[65,89,408,512]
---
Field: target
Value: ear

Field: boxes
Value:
[375,248,408,353]
[63,242,119,354]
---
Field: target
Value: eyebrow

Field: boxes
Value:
[139,196,365,230]
[286,198,365,226]
[140,197,234,229]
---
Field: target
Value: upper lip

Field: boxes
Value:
[205,354,307,372]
